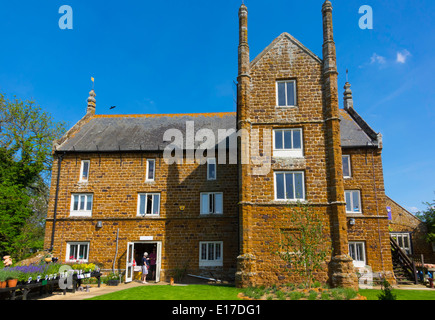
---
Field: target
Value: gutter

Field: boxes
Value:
[50,152,65,252]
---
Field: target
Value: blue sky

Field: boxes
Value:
[0,0,434,214]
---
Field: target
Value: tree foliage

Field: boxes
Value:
[270,202,331,289]
[0,93,66,260]
[416,198,435,243]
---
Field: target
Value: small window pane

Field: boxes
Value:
[286,82,295,106]
[80,195,85,210]
[73,195,79,211]
[293,130,302,149]
[215,193,223,214]
[343,156,351,177]
[146,195,153,214]
[201,194,209,214]
[147,160,155,181]
[139,195,146,215]
[352,192,360,212]
[278,82,286,106]
[201,244,207,260]
[153,195,160,215]
[70,245,78,260]
[276,174,285,200]
[294,173,304,199]
[284,131,292,149]
[285,173,294,200]
[82,161,89,180]
[208,243,214,261]
[345,192,352,212]
[275,131,283,149]
[215,243,221,260]
[86,195,93,211]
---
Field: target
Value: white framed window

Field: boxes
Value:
[207,158,217,181]
[274,172,305,201]
[276,80,297,107]
[349,242,366,268]
[273,129,303,158]
[199,241,223,267]
[66,242,90,262]
[391,233,412,255]
[70,194,93,217]
[80,160,90,182]
[342,155,352,178]
[146,159,155,182]
[200,192,223,215]
[138,193,161,216]
[345,190,362,214]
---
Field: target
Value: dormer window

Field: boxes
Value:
[276,80,296,107]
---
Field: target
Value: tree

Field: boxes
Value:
[416,197,435,244]
[0,93,66,260]
[269,202,331,289]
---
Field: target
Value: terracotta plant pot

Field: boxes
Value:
[0,281,6,289]
[7,279,18,288]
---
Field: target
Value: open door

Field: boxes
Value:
[156,242,162,283]
[125,242,134,283]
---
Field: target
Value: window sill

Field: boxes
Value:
[276,105,299,109]
[346,213,363,217]
[70,212,92,217]
[199,261,223,267]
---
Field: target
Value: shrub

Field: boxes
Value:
[378,279,396,300]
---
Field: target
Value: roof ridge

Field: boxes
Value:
[93,112,236,119]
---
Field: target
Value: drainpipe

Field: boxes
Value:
[50,152,65,252]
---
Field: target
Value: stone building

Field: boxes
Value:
[387,196,435,264]
[44,1,395,289]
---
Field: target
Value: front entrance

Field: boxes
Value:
[126,241,161,283]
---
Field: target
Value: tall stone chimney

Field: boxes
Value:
[321,0,359,290]
[343,82,354,110]
[87,89,96,115]
[235,3,256,289]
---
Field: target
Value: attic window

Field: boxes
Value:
[80,160,90,182]
[276,80,296,107]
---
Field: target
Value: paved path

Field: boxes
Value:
[37,281,168,300]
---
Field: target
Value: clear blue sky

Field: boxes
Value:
[0,0,434,214]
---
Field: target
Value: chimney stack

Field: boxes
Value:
[87,89,96,115]
[343,82,354,110]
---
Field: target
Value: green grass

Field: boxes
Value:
[359,289,435,300]
[87,284,243,301]
[86,284,435,301]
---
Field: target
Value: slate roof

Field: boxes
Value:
[56,109,379,153]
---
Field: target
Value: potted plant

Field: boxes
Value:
[6,270,20,288]
[106,273,120,286]
[0,270,7,288]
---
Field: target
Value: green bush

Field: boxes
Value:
[378,279,396,300]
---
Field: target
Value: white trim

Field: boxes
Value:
[207,158,217,181]
[276,80,297,107]
[345,190,362,214]
[146,159,156,182]
[199,241,223,267]
[342,155,352,179]
[273,128,304,158]
[137,193,161,217]
[274,171,305,201]
[70,194,93,217]
[79,160,90,182]
[391,233,412,255]
[66,242,90,263]
[200,192,223,215]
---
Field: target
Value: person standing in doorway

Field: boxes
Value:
[149,247,157,281]
[142,252,149,284]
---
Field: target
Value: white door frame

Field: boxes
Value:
[125,241,162,283]
[125,242,134,283]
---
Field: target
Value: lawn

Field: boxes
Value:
[359,289,435,300]
[87,284,243,300]
[87,284,435,301]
